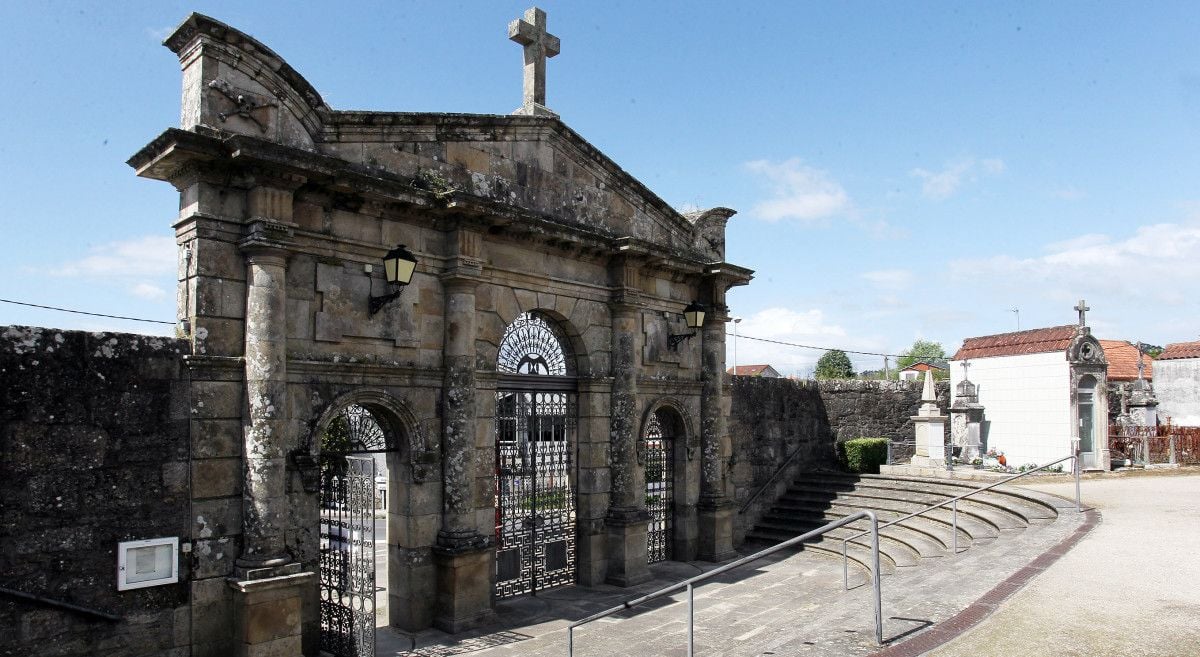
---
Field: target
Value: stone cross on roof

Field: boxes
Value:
[508,7,560,117]
[1074,299,1090,327]
[1136,341,1147,380]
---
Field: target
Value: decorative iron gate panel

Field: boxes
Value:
[644,416,674,563]
[494,390,577,598]
[320,455,376,657]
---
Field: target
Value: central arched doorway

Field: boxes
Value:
[493,311,578,598]
[318,403,397,657]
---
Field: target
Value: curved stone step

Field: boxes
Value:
[754,513,949,561]
[743,529,900,577]
[750,518,921,568]
[768,495,989,546]
[804,472,1061,522]
[783,484,1029,530]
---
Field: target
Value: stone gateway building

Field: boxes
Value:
[123,11,751,656]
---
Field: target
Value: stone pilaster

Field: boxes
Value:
[434,228,493,632]
[605,301,651,586]
[697,316,736,562]
[237,240,291,570]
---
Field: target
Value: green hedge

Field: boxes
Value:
[838,438,889,474]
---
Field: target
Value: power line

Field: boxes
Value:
[0,298,175,326]
[734,333,915,360]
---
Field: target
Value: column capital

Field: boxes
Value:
[239,220,294,259]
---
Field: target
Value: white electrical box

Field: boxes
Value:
[117,537,179,591]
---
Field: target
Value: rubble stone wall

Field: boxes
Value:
[729,377,950,543]
[0,326,190,657]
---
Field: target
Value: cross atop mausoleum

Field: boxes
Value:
[509,7,560,117]
[960,359,971,380]
[1074,299,1090,327]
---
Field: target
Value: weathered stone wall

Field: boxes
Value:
[729,377,950,543]
[1154,359,1200,425]
[0,326,190,657]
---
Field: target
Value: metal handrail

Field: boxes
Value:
[738,445,805,514]
[0,585,121,622]
[567,510,883,656]
[840,449,1081,590]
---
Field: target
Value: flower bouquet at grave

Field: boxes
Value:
[983,448,1007,470]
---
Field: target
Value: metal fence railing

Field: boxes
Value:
[1109,424,1200,466]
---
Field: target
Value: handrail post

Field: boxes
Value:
[568,626,574,657]
[1073,438,1082,513]
[869,511,883,646]
[842,539,849,590]
[687,583,695,657]
[951,499,958,554]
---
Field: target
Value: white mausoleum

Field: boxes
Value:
[950,302,1109,470]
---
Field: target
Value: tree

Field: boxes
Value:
[896,339,948,379]
[815,349,855,380]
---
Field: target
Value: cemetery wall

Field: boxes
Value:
[0,326,191,657]
[729,376,950,542]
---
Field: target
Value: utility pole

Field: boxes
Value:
[732,317,742,374]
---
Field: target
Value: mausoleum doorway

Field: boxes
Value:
[493,312,579,598]
[1077,375,1099,469]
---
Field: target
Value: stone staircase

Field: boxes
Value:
[744,472,1063,576]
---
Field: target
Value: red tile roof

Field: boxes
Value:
[952,325,1079,360]
[728,364,777,376]
[1159,340,1200,360]
[1099,340,1152,381]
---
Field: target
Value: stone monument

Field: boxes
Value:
[910,370,948,466]
[949,360,985,462]
[1128,341,1159,427]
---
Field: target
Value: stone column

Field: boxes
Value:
[605,302,651,586]
[433,229,493,633]
[697,314,736,562]
[238,243,292,570]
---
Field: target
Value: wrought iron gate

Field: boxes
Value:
[643,415,674,563]
[494,389,577,598]
[320,455,376,657]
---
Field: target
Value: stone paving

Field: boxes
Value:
[377,483,1084,657]
[924,470,1200,657]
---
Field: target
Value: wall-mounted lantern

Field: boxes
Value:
[667,301,706,351]
[369,244,418,315]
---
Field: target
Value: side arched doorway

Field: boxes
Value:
[317,402,403,657]
[642,405,690,563]
[493,311,579,598]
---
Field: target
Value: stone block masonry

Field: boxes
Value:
[0,326,191,657]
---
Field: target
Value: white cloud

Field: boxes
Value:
[745,158,850,222]
[54,235,175,279]
[910,157,1005,200]
[727,306,889,377]
[146,26,174,41]
[861,269,914,291]
[1053,186,1086,201]
[950,220,1200,306]
[131,283,168,301]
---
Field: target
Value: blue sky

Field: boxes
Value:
[2,2,1199,375]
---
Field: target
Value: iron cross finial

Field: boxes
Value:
[1074,299,1090,327]
[509,7,560,114]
